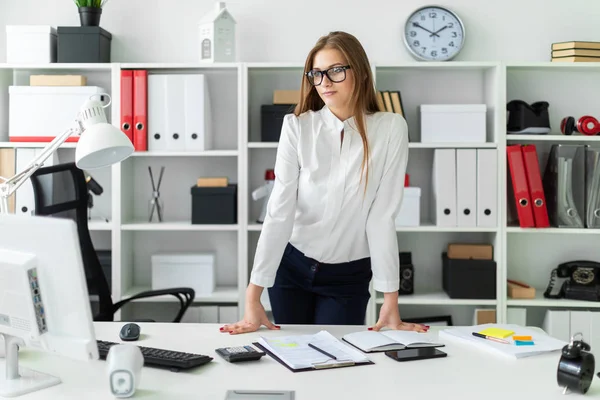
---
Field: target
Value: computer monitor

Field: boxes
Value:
[0,214,98,397]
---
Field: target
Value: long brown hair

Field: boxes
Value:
[294,31,382,190]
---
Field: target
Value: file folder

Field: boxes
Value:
[456,149,477,227]
[432,148,456,226]
[184,74,212,151]
[476,148,497,227]
[165,74,186,151]
[120,70,134,143]
[133,69,148,152]
[507,145,534,227]
[542,144,585,228]
[584,146,600,228]
[147,74,167,151]
[521,144,550,227]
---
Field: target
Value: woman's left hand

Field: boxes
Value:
[369,298,429,333]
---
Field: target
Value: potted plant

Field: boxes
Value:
[73,0,108,27]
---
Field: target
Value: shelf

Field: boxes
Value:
[507,227,600,234]
[248,223,498,233]
[0,141,77,148]
[120,63,240,70]
[507,292,600,308]
[130,150,238,157]
[506,134,600,142]
[121,221,239,231]
[122,286,239,303]
[506,61,600,70]
[247,141,498,149]
[0,63,113,70]
[376,291,497,306]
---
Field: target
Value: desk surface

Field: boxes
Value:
[11,322,600,399]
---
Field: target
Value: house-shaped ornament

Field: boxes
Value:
[199,2,236,62]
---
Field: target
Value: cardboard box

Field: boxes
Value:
[273,90,300,104]
[30,75,87,86]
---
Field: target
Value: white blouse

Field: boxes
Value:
[249,105,409,293]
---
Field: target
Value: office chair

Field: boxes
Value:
[29,162,195,322]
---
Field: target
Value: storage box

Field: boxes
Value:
[261,104,295,142]
[442,252,496,299]
[191,184,237,224]
[9,86,107,142]
[420,104,487,143]
[57,26,112,63]
[151,253,215,296]
[395,187,421,227]
[6,25,57,63]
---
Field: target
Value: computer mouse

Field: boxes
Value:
[119,323,141,342]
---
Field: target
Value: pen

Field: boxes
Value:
[472,332,510,344]
[308,343,337,360]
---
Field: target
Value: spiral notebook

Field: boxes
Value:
[253,330,374,372]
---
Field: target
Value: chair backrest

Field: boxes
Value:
[30,162,114,321]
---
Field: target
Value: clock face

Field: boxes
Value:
[404,6,465,61]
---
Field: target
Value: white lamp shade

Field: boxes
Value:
[75,123,134,169]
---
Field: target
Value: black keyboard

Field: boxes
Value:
[97,340,213,372]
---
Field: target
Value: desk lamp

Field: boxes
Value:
[0,93,134,214]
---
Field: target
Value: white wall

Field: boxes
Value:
[1,0,599,64]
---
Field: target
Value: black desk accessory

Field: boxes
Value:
[216,346,266,363]
[557,332,595,394]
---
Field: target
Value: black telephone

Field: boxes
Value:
[544,261,600,302]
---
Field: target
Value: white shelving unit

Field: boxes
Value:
[2,61,600,326]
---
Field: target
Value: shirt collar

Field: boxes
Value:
[321,104,352,132]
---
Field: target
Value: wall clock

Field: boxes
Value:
[403,5,465,61]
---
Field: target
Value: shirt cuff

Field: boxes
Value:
[372,277,399,293]
[249,272,276,289]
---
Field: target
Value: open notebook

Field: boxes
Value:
[439,323,568,359]
[341,330,444,353]
[253,330,373,372]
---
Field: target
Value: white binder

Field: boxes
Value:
[165,74,186,151]
[456,149,477,227]
[147,74,168,151]
[542,310,571,342]
[570,310,591,345]
[184,74,212,151]
[15,148,57,215]
[431,148,456,226]
[476,148,498,227]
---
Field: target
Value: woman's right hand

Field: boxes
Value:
[219,300,280,335]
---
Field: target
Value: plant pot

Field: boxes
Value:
[78,7,102,26]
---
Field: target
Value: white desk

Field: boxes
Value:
[10,322,600,399]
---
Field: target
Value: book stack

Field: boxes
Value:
[551,41,600,62]
[376,90,404,116]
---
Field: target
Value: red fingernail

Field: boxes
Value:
[368,327,373,331]
[219,327,224,331]
[275,325,281,328]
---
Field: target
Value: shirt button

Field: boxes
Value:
[310,264,318,272]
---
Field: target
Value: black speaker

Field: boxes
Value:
[399,252,414,295]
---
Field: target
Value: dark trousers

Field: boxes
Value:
[268,243,372,325]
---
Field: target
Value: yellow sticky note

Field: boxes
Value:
[479,327,514,339]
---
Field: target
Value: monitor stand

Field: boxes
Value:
[0,334,61,398]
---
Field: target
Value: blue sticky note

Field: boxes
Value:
[515,340,534,346]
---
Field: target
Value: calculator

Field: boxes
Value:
[215,345,266,363]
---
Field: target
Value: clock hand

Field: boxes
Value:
[412,22,440,37]
[430,25,449,37]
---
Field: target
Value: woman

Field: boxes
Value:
[221,31,428,335]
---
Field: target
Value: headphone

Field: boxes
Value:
[557,332,595,395]
[560,115,600,136]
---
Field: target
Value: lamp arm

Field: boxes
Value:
[0,120,83,214]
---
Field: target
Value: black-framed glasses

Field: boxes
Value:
[305,65,351,86]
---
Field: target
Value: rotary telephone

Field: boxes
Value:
[544,260,600,302]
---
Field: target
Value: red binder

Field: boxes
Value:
[521,144,550,227]
[133,70,148,152]
[120,70,134,143]
[507,145,535,228]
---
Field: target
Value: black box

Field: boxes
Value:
[442,252,496,299]
[57,26,112,63]
[261,104,295,142]
[191,184,237,224]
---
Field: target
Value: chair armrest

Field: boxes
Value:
[112,287,195,322]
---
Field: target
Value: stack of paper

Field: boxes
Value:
[439,323,568,359]
[342,329,444,352]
